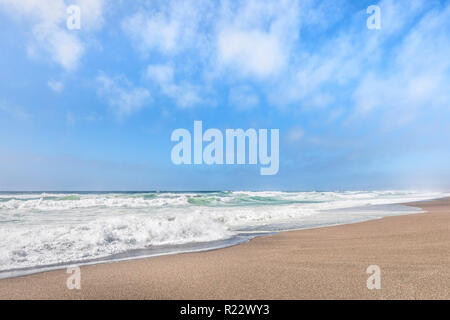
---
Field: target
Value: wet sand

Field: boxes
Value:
[0,198,449,300]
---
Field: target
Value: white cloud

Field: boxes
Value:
[146,64,203,108]
[122,0,212,55]
[32,23,84,71]
[47,80,64,92]
[119,0,450,120]
[352,3,450,126]
[120,0,305,107]
[215,0,300,78]
[122,11,179,54]
[147,64,174,84]
[377,0,427,35]
[262,0,450,119]
[97,74,151,116]
[76,0,105,31]
[218,29,284,77]
[0,0,104,71]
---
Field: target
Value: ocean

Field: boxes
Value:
[0,190,446,278]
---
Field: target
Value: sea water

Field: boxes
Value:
[0,190,446,278]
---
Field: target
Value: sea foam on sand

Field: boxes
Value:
[0,190,446,274]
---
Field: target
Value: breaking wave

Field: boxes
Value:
[0,190,446,272]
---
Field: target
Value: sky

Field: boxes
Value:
[0,0,449,191]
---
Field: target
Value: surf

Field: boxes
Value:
[0,190,446,276]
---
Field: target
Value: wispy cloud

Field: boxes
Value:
[47,80,64,92]
[0,102,32,120]
[118,0,450,126]
[1,0,450,190]
[217,29,285,78]
[121,0,213,56]
[215,0,301,78]
[146,64,203,108]
[96,73,151,116]
[0,0,105,71]
[352,1,450,127]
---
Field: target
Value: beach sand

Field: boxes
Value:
[0,198,449,300]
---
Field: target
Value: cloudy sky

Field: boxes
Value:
[0,0,449,191]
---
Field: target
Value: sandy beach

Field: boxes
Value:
[0,197,448,300]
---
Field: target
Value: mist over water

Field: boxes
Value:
[0,190,446,274]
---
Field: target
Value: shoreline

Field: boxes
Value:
[0,197,449,299]
[0,203,423,280]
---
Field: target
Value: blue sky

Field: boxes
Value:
[0,0,449,191]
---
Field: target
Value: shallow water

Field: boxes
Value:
[0,190,445,277]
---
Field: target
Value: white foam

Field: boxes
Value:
[0,190,446,271]
[0,211,231,270]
